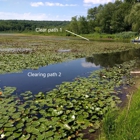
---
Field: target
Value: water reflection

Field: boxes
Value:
[81,62,100,68]
[0,58,101,94]
[86,48,140,67]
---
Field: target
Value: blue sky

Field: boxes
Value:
[0,0,114,21]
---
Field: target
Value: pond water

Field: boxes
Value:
[87,48,140,67]
[0,58,100,94]
[0,47,140,95]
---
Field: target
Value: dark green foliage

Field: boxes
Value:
[115,31,138,39]
[0,20,70,32]
[69,1,139,34]
[125,3,140,31]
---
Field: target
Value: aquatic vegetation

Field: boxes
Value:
[0,60,136,139]
[0,34,139,139]
[0,35,140,74]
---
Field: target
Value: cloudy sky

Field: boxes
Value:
[0,0,114,21]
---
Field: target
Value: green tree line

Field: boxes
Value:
[0,20,70,32]
[0,0,139,34]
[68,0,140,34]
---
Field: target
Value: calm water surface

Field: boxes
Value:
[0,58,100,94]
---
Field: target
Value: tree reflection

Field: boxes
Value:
[86,48,140,67]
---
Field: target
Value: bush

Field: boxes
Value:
[115,31,138,39]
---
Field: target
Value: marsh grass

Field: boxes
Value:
[98,89,140,140]
[81,31,137,40]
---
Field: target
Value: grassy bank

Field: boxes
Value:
[98,86,140,140]
[1,30,137,41]
[25,31,138,40]
[82,31,138,41]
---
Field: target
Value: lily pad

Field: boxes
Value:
[16,123,24,129]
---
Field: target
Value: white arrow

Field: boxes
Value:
[65,30,89,41]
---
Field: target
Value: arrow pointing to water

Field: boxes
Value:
[65,30,89,41]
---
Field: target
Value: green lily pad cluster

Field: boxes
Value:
[0,35,140,74]
[0,59,136,140]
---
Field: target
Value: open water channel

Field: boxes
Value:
[0,58,100,94]
[0,47,140,95]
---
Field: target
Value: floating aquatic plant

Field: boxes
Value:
[0,35,140,74]
[0,59,136,139]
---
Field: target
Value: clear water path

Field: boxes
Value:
[0,58,100,94]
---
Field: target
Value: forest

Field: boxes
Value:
[0,0,140,34]
[0,20,70,32]
[68,0,140,34]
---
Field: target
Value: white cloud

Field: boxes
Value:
[0,12,71,20]
[45,2,64,6]
[30,2,44,7]
[0,12,48,20]
[83,3,92,7]
[84,0,113,4]
[30,2,77,7]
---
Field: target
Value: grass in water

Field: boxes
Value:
[98,89,140,140]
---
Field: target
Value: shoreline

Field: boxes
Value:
[97,73,140,140]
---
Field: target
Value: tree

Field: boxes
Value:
[97,2,115,33]
[94,27,101,33]
[87,5,103,33]
[110,1,131,32]
[124,0,140,3]
[78,16,89,34]
[69,16,79,34]
[88,20,95,33]
[126,3,140,31]
[87,7,98,20]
